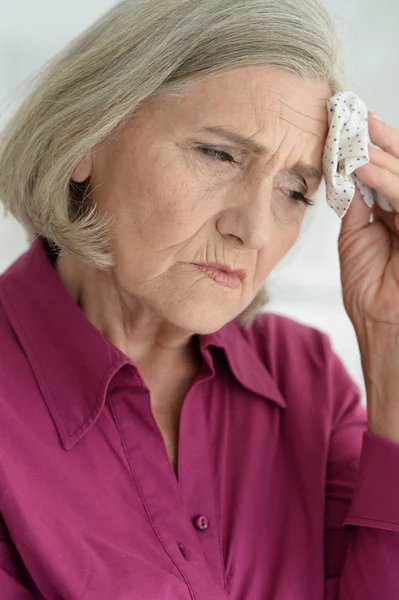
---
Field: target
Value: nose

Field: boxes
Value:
[216,179,274,249]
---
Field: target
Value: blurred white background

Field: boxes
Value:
[0,0,398,404]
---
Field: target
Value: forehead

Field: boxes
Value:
[164,64,331,149]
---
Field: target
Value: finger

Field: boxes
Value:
[368,145,399,178]
[372,204,399,255]
[355,161,399,212]
[368,111,399,160]
[340,182,372,235]
[372,202,399,236]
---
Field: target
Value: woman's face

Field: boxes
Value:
[73,65,331,334]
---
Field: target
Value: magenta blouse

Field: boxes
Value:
[1,236,399,599]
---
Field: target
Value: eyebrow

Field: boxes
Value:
[201,126,323,184]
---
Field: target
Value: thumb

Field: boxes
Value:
[339,181,373,239]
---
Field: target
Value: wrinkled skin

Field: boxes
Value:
[57,64,330,372]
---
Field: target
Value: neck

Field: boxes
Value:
[54,252,199,370]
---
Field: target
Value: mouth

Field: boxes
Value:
[191,263,246,289]
[191,262,247,282]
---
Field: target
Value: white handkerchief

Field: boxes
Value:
[323,90,393,218]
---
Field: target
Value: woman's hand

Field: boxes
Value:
[338,111,399,443]
[339,111,399,328]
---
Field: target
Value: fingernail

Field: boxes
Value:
[370,111,383,122]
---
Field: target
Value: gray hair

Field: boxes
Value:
[0,0,347,328]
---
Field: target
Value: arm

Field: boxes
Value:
[0,513,36,599]
[323,342,399,600]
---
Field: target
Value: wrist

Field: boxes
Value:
[356,320,399,444]
[357,320,399,379]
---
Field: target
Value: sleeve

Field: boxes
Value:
[323,338,399,600]
[0,513,35,599]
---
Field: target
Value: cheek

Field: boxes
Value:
[112,155,216,248]
[273,209,303,254]
[255,216,302,281]
[139,158,217,225]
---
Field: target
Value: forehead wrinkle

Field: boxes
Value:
[260,139,323,186]
[253,104,324,144]
[277,97,327,135]
[278,115,320,137]
[265,86,328,135]
[279,98,327,122]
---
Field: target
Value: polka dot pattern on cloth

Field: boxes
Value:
[323,91,393,218]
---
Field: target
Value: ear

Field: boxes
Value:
[71,153,93,183]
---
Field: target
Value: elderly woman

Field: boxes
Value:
[1,0,399,598]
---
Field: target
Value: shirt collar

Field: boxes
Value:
[0,236,286,450]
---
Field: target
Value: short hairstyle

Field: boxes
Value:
[0,0,347,328]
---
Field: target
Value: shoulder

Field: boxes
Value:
[235,311,360,420]
[0,291,34,411]
[0,294,21,368]
[238,310,333,375]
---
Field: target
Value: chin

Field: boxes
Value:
[163,298,243,336]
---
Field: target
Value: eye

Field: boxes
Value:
[196,145,314,207]
[288,190,315,207]
[196,146,238,164]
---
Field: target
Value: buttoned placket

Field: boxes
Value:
[108,362,230,600]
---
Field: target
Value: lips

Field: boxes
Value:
[192,262,247,282]
[193,264,243,289]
